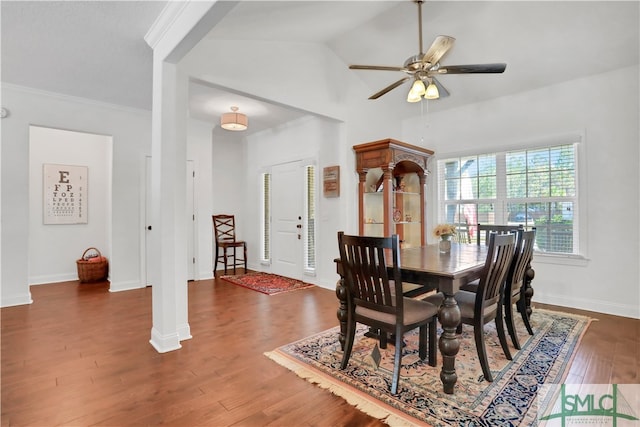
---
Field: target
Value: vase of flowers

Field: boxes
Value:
[433,224,456,253]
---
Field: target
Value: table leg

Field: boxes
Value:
[335,277,348,351]
[438,291,461,394]
[523,266,535,317]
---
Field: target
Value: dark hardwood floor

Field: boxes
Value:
[2,275,638,426]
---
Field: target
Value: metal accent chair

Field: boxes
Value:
[212,214,247,275]
[504,229,536,349]
[424,232,516,382]
[337,231,439,395]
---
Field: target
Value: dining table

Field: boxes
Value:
[335,242,490,395]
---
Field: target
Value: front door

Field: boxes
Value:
[271,161,303,279]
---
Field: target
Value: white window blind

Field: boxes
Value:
[261,173,271,262]
[304,165,316,271]
[437,143,579,255]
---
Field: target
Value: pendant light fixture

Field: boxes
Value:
[220,106,248,131]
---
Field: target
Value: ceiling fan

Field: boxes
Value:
[349,0,506,102]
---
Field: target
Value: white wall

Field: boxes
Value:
[1,85,151,306]
[402,65,640,318]
[211,130,246,238]
[242,106,402,290]
[244,117,333,286]
[28,126,112,284]
[181,39,352,124]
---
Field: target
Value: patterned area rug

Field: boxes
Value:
[220,272,315,295]
[265,309,591,426]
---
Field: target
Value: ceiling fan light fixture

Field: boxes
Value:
[407,90,422,103]
[409,79,426,96]
[220,106,248,131]
[424,81,439,99]
[407,78,426,102]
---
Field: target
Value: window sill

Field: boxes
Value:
[533,252,589,267]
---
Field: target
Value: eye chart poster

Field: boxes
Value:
[43,164,88,224]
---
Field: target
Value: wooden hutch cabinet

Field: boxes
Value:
[354,138,434,248]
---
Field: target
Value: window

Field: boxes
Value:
[260,172,271,263]
[304,165,316,271]
[438,142,580,255]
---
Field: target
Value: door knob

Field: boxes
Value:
[147,225,152,230]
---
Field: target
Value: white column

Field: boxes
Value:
[144,0,223,352]
[148,58,190,353]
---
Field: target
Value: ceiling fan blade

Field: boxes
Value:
[369,77,410,100]
[349,65,406,72]
[435,63,507,74]
[421,35,456,66]
[431,77,450,98]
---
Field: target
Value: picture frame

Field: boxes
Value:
[323,166,340,198]
[43,163,88,224]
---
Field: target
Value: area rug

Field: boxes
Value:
[265,309,591,426]
[220,272,315,295]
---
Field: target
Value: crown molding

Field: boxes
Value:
[144,1,191,50]
[1,83,151,115]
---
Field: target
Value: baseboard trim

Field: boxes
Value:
[149,327,182,353]
[535,291,640,319]
[29,273,78,285]
[1,292,33,308]
[177,323,192,341]
[109,280,145,293]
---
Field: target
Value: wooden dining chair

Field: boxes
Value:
[476,223,523,246]
[503,229,536,349]
[337,231,439,395]
[424,232,516,382]
[461,224,521,293]
[212,214,247,275]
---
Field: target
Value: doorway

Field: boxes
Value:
[144,156,196,285]
[270,161,304,279]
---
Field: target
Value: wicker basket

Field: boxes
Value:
[76,247,109,283]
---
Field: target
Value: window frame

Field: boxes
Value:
[435,133,588,264]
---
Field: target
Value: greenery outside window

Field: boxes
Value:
[438,142,580,255]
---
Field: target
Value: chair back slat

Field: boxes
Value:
[476,223,523,246]
[506,229,536,296]
[475,232,516,316]
[338,232,402,317]
[213,214,237,242]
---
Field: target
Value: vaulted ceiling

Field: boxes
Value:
[2,1,638,135]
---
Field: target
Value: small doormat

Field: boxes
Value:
[265,309,592,426]
[220,272,315,295]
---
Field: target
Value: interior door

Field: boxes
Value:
[186,160,195,281]
[271,161,303,279]
[145,157,196,285]
[145,156,152,286]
